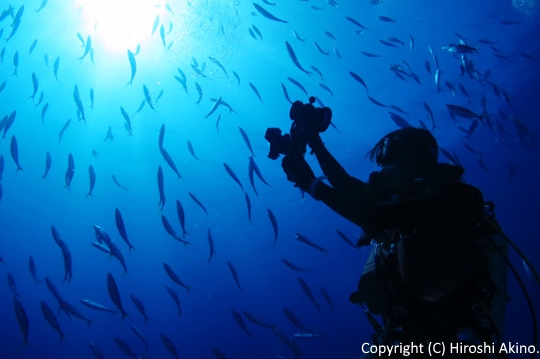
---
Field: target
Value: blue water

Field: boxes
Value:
[1,0,539,358]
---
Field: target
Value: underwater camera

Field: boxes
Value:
[265,97,332,160]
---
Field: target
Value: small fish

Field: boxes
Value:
[112,175,128,190]
[295,233,329,253]
[227,260,242,291]
[86,165,95,197]
[194,82,203,105]
[280,83,293,104]
[253,3,288,23]
[298,277,320,311]
[319,82,333,96]
[165,285,182,316]
[223,163,243,191]
[378,15,396,22]
[435,68,442,93]
[293,30,305,42]
[409,35,415,51]
[187,140,201,161]
[243,311,275,329]
[91,149,99,158]
[281,258,310,272]
[163,263,191,293]
[313,41,329,56]
[238,127,256,156]
[151,15,160,35]
[114,337,137,358]
[88,342,104,359]
[157,166,165,210]
[160,147,182,179]
[160,25,166,51]
[320,286,335,315]
[80,299,117,314]
[29,39,38,55]
[345,16,367,29]
[78,35,92,62]
[40,103,48,123]
[189,191,208,217]
[53,56,60,81]
[249,82,264,103]
[10,136,23,172]
[349,71,368,93]
[335,229,358,249]
[29,72,39,102]
[442,43,477,54]
[285,41,312,76]
[287,77,309,98]
[361,51,381,58]
[446,104,483,120]
[0,80,6,93]
[244,192,252,223]
[161,214,191,246]
[131,325,148,351]
[64,153,75,189]
[161,334,179,359]
[231,309,252,336]
[41,301,66,343]
[42,151,52,179]
[127,50,137,86]
[129,294,149,324]
[14,298,30,346]
[73,85,86,123]
[143,85,155,110]
[175,200,190,238]
[233,71,241,85]
[115,208,134,251]
[89,88,94,109]
[206,228,217,264]
[268,209,278,248]
[367,95,387,108]
[389,112,412,129]
[61,300,91,326]
[107,273,129,321]
[204,97,222,119]
[283,307,312,332]
[35,0,48,13]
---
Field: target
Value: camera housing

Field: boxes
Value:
[265,97,332,160]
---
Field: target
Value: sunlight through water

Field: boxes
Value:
[76,0,173,53]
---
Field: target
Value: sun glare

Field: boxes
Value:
[77,0,166,53]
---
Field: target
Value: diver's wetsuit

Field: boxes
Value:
[305,141,503,358]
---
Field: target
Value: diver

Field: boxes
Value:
[268,99,512,358]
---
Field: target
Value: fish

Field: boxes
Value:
[161,334,179,359]
[389,112,412,129]
[273,327,304,358]
[113,337,138,359]
[160,24,166,51]
[29,72,39,101]
[313,41,329,56]
[283,307,312,332]
[298,277,320,311]
[319,83,333,96]
[88,342,104,359]
[310,66,323,80]
[112,175,128,190]
[5,6,23,43]
[287,77,309,98]
[0,80,6,93]
[320,286,335,315]
[268,209,278,248]
[237,127,257,157]
[294,233,329,253]
[0,155,3,180]
[285,42,312,76]
[160,147,182,179]
[379,39,399,48]
[208,56,229,78]
[129,294,150,324]
[14,298,29,346]
[424,60,432,75]
[189,191,208,217]
[28,256,42,285]
[446,104,483,120]
[477,155,493,173]
[73,85,86,123]
[280,83,293,104]
[345,16,367,29]
[8,272,18,296]
[12,51,19,76]
[127,50,136,86]
[53,56,60,81]
[51,226,73,283]
[163,263,191,293]
[243,311,275,328]
[143,84,155,110]
[378,15,396,22]
[244,192,252,223]
[151,15,160,35]
[442,43,478,54]
[80,299,118,314]
[281,258,311,272]
[175,200,190,238]
[445,81,455,97]
[115,209,134,251]
[86,165,95,197]
[157,166,165,210]
[292,30,305,42]
[166,285,182,316]
[133,99,145,117]
[161,214,191,246]
[44,277,69,317]
[131,325,148,352]
[29,39,38,55]
[223,163,244,191]
[435,68,442,93]
[91,149,99,158]
[423,102,436,132]
[89,88,94,109]
[194,82,203,105]
[409,35,415,51]
[206,228,217,264]
[335,229,358,249]
[227,260,242,291]
[41,301,65,343]
[187,140,201,161]
[213,348,228,359]
[349,71,369,94]
[253,3,288,23]
[158,124,165,149]
[78,35,92,62]
[367,95,388,108]
[3,111,16,139]
[107,273,129,321]
[361,51,381,58]
[204,97,222,119]
[10,135,23,172]
[233,71,241,85]
[91,242,111,255]
[61,300,92,326]
[249,82,264,104]
[64,153,75,189]
[462,142,483,155]
[34,91,44,107]
[35,0,48,13]
[231,309,252,336]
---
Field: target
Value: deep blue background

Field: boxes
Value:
[1,0,539,358]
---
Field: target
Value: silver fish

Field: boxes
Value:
[285,41,312,76]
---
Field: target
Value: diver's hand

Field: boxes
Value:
[282,154,315,191]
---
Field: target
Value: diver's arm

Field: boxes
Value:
[309,138,366,191]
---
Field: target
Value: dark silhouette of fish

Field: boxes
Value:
[166,285,182,316]
[130,294,150,324]
[41,300,65,343]
[10,135,23,171]
[253,3,288,23]
[163,263,191,293]
[227,260,242,291]
[206,228,217,264]
[107,273,129,321]
[231,309,252,336]
[223,163,243,191]
[188,191,208,217]
[285,42,312,76]
[161,333,179,359]
[127,50,136,86]
[86,165,95,197]
[14,298,29,346]
[298,277,320,311]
